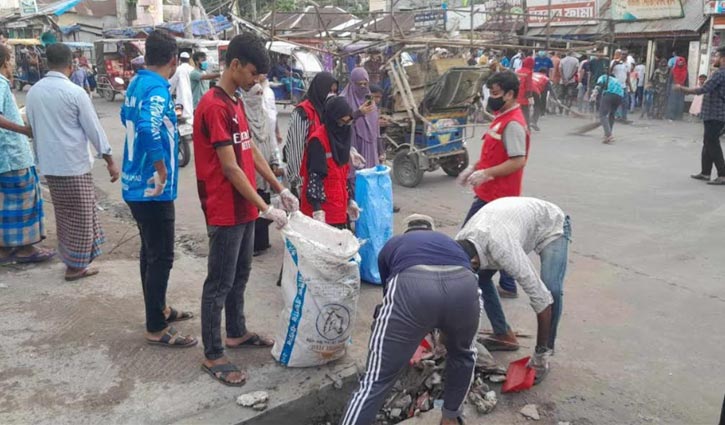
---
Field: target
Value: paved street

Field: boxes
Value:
[1,91,724,425]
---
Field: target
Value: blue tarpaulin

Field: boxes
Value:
[103,15,232,38]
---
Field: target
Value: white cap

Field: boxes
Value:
[403,214,435,233]
[180,52,190,59]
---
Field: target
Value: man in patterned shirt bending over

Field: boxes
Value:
[456,196,572,384]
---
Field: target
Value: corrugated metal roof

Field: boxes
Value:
[527,0,706,39]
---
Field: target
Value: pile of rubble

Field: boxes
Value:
[373,335,508,425]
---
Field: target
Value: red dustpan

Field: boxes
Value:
[501,356,536,393]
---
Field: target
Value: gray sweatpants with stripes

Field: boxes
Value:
[340,265,481,425]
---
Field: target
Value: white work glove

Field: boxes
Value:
[527,347,553,385]
[143,171,166,198]
[312,210,326,223]
[466,169,493,187]
[589,88,599,102]
[347,200,361,221]
[456,165,475,187]
[350,147,367,170]
[259,206,288,229]
[279,188,299,212]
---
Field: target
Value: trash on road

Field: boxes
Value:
[520,404,541,420]
[236,390,269,408]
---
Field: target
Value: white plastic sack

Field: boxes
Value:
[271,212,361,367]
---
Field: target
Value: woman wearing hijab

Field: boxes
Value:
[651,59,670,119]
[239,80,281,255]
[283,72,338,197]
[666,56,688,121]
[300,96,360,229]
[516,56,535,126]
[342,67,381,169]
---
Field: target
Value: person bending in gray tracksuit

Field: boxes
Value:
[340,214,481,425]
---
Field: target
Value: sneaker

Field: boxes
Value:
[707,177,725,185]
[530,124,540,131]
[690,173,710,181]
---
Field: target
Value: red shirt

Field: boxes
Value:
[532,73,550,95]
[193,86,258,226]
[475,105,530,202]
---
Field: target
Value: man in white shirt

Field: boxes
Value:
[169,51,194,123]
[456,197,571,383]
[634,61,646,107]
[26,43,119,281]
[610,49,631,121]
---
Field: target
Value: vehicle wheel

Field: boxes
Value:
[103,88,116,102]
[393,148,424,188]
[178,137,191,168]
[441,149,469,177]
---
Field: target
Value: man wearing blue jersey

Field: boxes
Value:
[121,31,196,348]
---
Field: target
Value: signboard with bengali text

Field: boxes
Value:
[526,0,596,26]
[612,0,683,20]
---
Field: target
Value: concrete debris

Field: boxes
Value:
[326,373,343,389]
[390,408,403,418]
[424,372,442,389]
[236,391,269,408]
[0,283,8,288]
[467,387,497,414]
[474,341,499,369]
[414,392,432,412]
[488,374,506,383]
[393,394,413,409]
[520,404,541,420]
[251,402,267,411]
[558,422,571,425]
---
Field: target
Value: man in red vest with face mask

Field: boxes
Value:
[457,70,530,351]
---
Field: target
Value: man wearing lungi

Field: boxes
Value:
[0,43,54,265]
[26,43,119,281]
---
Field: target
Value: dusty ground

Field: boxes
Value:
[1,91,723,425]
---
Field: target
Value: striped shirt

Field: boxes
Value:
[456,197,564,313]
[283,107,309,193]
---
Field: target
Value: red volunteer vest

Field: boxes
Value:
[300,126,350,225]
[297,99,322,135]
[474,105,530,203]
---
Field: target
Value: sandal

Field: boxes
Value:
[482,336,520,352]
[201,363,247,387]
[65,267,99,282]
[146,326,197,348]
[166,307,193,323]
[226,333,274,349]
[15,247,55,264]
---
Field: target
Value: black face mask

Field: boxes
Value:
[488,95,506,112]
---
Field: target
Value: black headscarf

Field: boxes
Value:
[322,96,353,165]
[304,72,338,115]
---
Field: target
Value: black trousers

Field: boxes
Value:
[127,201,175,333]
[701,120,725,177]
[521,105,531,126]
[254,189,271,252]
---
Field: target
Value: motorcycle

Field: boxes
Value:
[175,105,192,168]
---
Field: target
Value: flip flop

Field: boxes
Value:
[201,363,247,387]
[146,326,197,348]
[15,248,55,264]
[0,248,20,265]
[166,307,193,323]
[226,333,274,349]
[64,267,100,282]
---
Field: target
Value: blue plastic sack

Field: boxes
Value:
[354,165,394,285]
